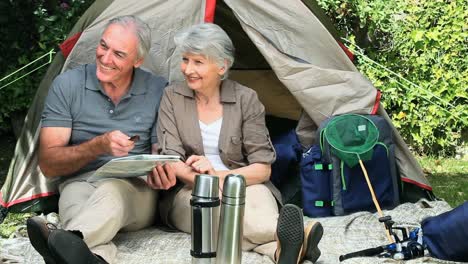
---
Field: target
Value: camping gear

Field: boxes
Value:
[2,200,453,263]
[339,221,424,261]
[300,142,399,218]
[314,114,400,216]
[320,114,399,242]
[422,201,468,262]
[216,174,245,264]
[266,116,302,206]
[191,174,220,264]
[300,145,333,217]
[323,114,380,168]
[0,0,434,223]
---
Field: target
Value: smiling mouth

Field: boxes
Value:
[186,76,200,81]
[99,62,115,71]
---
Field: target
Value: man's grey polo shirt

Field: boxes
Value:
[41,64,167,177]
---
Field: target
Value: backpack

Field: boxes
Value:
[301,114,400,217]
[267,116,303,206]
[301,144,333,216]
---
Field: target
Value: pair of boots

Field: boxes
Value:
[275,204,324,264]
[26,216,108,264]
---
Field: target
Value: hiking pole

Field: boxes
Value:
[358,159,394,243]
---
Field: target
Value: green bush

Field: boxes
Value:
[0,0,92,134]
[317,0,467,155]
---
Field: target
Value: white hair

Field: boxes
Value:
[105,15,151,60]
[174,23,235,80]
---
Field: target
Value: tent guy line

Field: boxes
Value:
[0,49,56,91]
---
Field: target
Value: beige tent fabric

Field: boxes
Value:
[230,70,302,120]
[227,1,376,124]
[295,111,318,148]
[225,0,357,72]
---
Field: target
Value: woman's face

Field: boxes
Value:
[180,53,226,92]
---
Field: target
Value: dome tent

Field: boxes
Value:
[0,0,433,223]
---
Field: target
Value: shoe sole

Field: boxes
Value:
[26,217,56,264]
[303,221,323,263]
[276,204,304,264]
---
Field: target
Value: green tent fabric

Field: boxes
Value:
[0,0,433,223]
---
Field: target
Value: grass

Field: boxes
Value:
[419,156,467,208]
[0,212,33,238]
[0,132,466,238]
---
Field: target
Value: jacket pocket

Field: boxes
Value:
[227,136,244,162]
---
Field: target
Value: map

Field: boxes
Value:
[87,154,180,182]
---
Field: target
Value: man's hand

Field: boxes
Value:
[146,163,177,190]
[39,127,135,177]
[186,155,215,175]
[100,130,135,156]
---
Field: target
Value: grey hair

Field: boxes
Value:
[105,15,151,60]
[174,23,235,80]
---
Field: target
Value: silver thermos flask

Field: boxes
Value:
[191,174,220,264]
[216,174,246,264]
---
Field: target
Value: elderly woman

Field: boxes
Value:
[156,23,322,263]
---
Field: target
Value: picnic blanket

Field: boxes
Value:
[1,200,463,264]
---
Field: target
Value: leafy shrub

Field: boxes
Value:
[317,0,467,155]
[0,0,92,134]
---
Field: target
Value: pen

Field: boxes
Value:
[129,135,140,142]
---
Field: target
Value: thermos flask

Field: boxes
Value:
[191,174,220,264]
[216,174,246,264]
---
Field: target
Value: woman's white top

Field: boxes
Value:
[199,118,230,171]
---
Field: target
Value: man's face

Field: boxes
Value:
[95,23,143,85]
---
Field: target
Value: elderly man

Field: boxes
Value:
[26,15,176,264]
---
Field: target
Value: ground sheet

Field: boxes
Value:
[1,200,462,264]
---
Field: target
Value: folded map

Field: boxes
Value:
[87,154,180,182]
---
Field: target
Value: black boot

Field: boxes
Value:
[47,229,109,264]
[303,220,323,263]
[275,204,305,264]
[26,216,57,264]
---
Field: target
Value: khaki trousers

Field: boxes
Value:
[58,174,158,264]
[169,184,278,260]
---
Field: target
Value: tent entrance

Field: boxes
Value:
[215,1,270,70]
[214,1,302,121]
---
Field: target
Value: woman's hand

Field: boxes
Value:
[186,155,216,175]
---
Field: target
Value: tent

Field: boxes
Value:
[0,0,434,223]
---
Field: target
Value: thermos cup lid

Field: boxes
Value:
[222,174,246,198]
[192,174,219,198]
